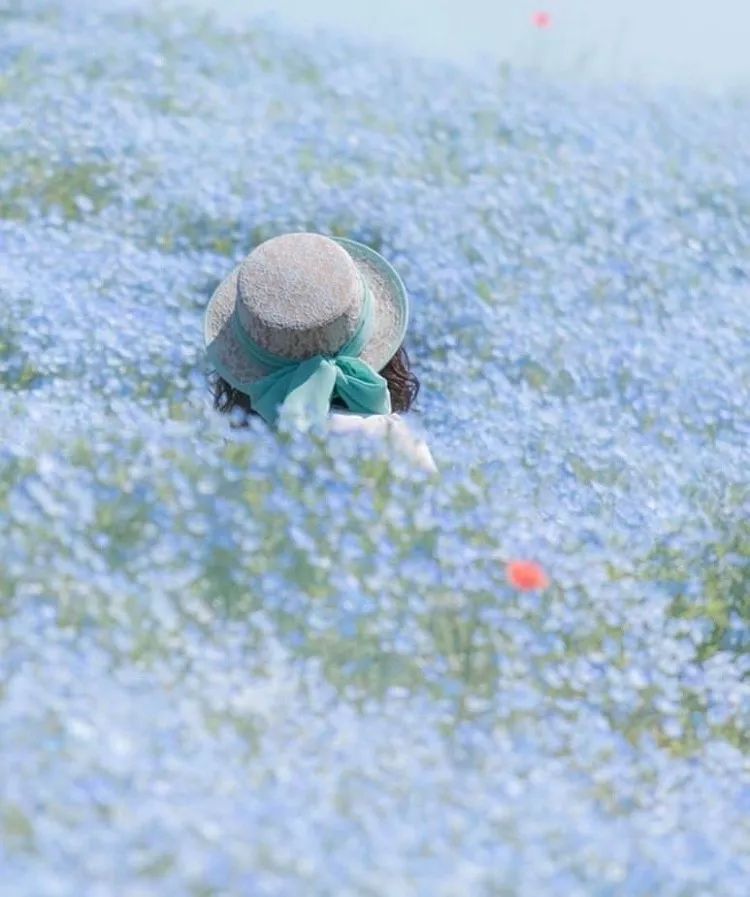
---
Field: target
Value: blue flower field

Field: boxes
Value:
[1,1,749,894]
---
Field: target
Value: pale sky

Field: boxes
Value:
[180,0,750,91]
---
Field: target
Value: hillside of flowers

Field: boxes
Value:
[1,0,749,894]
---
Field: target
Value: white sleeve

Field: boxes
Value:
[328,413,438,474]
[383,415,439,474]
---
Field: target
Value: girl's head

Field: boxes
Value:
[203,232,419,427]
[209,343,420,427]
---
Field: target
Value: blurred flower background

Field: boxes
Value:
[1,0,749,895]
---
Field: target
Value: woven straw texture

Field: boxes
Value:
[204,233,408,391]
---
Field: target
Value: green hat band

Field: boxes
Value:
[229,271,392,426]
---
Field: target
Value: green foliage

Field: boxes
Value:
[0,158,116,221]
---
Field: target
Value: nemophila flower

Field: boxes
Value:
[506,559,550,590]
[1,0,750,894]
[532,11,552,29]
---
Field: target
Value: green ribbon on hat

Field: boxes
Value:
[230,272,392,427]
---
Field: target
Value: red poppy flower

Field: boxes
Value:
[506,559,550,591]
[532,11,552,29]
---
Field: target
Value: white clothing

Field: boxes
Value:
[328,411,438,474]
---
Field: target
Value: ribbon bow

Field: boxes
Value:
[230,273,392,427]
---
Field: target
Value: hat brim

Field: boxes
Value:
[203,236,409,393]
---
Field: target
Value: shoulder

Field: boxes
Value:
[327,410,395,434]
[327,410,407,438]
[328,411,438,474]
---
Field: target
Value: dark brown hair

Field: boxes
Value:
[208,344,420,427]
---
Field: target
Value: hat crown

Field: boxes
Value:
[236,232,362,360]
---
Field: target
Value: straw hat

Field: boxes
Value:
[203,232,409,394]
